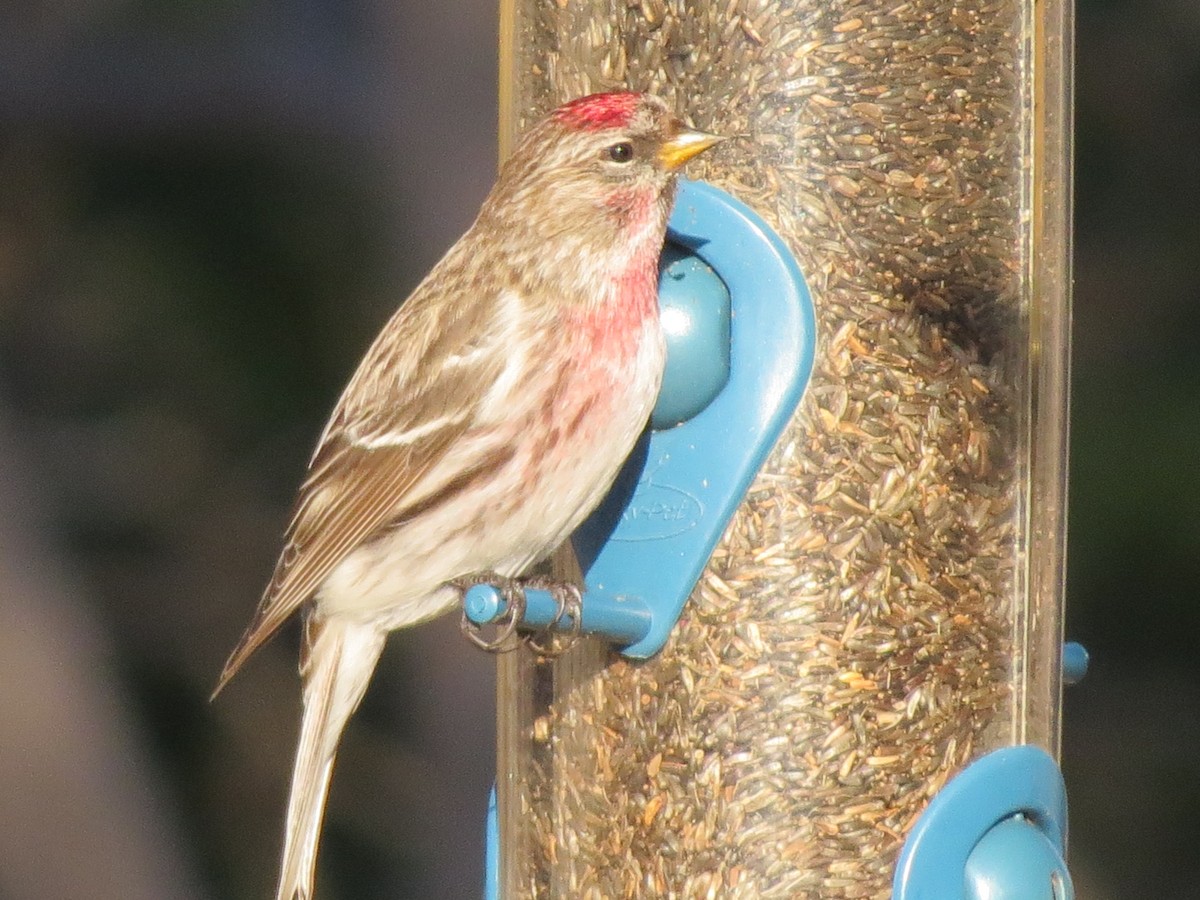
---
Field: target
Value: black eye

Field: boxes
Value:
[606,141,635,163]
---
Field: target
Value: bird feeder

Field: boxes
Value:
[482,1,1075,896]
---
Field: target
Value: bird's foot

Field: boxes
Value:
[451,572,526,652]
[518,576,583,658]
[450,573,583,656]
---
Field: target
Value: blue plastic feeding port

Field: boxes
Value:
[893,745,1073,900]
[575,179,815,657]
[965,815,1074,900]
[462,179,816,658]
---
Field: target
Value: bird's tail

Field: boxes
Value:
[276,616,386,900]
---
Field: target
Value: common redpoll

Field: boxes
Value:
[212,91,721,900]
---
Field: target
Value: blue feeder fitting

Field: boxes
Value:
[463,178,817,658]
[651,243,732,429]
[893,745,1074,900]
[1062,641,1089,685]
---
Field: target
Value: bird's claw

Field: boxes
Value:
[518,577,583,658]
[452,572,526,652]
[450,573,583,656]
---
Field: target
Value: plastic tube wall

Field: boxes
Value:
[496,2,1072,896]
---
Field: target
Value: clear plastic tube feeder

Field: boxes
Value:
[490,1,1073,896]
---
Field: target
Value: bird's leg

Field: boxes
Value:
[451,572,526,652]
[518,576,583,658]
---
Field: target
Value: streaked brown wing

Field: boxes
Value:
[212,420,464,695]
[213,252,508,695]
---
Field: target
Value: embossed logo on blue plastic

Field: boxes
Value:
[611,481,703,542]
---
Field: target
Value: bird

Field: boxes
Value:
[212,91,722,900]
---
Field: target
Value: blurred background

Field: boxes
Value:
[0,0,1191,897]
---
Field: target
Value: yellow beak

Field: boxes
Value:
[658,127,725,170]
